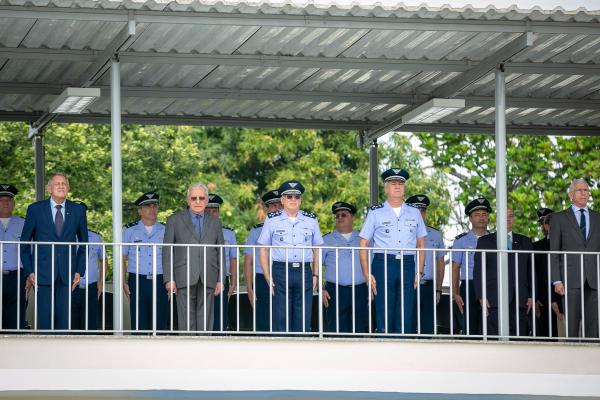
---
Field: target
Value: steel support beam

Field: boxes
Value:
[365,32,534,141]
[32,132,45,202]
[2,6,600,35]
[110,59,123,334]
[369,140,379,206]
[495,66,510,339]
[2,47,600,76]
[2,83,600,110]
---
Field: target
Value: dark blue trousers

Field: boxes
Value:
[213,278,230,331]
[37,277,70,331]
[254,273,272,332]
[325,281,368,333]
[272,262,312,333]
[415,281,435,334]
[459,280,482,335]
[372,254,416,334]
[128,274,168,331]
[1,270,26,330]
[71,284,98,331]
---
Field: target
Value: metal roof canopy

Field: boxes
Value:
[0,0,599,137]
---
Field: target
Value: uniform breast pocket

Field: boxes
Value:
[404,219,417,233]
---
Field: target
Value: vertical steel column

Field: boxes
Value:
[495,65,510,339]
[111,58,124,333]
[33,133,45,201]
[369,140,379,206]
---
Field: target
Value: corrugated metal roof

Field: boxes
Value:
[0,0,599,135]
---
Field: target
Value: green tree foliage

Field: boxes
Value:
[416,133,600,239]
[2,124,452,246]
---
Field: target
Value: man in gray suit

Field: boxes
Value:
[551,178,600,338]
[163,183,224,332]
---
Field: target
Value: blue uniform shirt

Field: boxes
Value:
[323,230,365,286]
[452,230,483,281]
[0,216,25,271]
[244,224,265,275]
[123,221,165,275]
[79,230,104,286]
[423,226,446,280]
[257,210,324,263]
[359,201,427,255]
[222,227,238,277]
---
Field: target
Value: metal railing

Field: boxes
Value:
[1,240,599,341]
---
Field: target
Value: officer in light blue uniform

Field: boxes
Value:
[451,197,492,335]
[258,180,324,333]
[244,190,281,332]
[359,169,427,334]
[122,191,168,332]
[0,184,26,330]
[205,194,238,332]
[71,201,105,332]
[322,201,368,333]
[405,195,446,335]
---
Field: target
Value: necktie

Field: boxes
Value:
[580,209,587,241]
[195,214,202,237]
[507,234,512,250]
[55,204,64,236]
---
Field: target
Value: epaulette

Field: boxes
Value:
[454,232,468,240]
[89,230,100,235]
[323,231,333,237]
[300,210,316,219]
[267,210,282,218]
[369,203,384,211]
[223,225,234,231]
[253,223,264,229]
[124,221,138,229]
[159,222,165,226]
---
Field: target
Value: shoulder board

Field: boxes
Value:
[369,203,384,211]
[323,231,333,237]
[454,232,468,240]
[223,225,234,231]
[300,210,316,219]
[252,223,264,229]
[89,230,100,235]
[159,222,165,226]
[124,221,138,229]
[267,210,282,218]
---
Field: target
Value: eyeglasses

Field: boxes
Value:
[284,194,301,200]
[335,212,350,219]
[190,196,206,202]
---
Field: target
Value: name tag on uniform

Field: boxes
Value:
[292,262,301,268]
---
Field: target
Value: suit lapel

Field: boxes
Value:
[182,211,200,241]
[44,199,58,240]
[566,208,583,239]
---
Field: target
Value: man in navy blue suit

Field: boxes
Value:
[20,172,88,331]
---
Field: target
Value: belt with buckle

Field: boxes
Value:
[2,269,18,275]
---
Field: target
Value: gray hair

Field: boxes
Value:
[187,183,208,198]
[47,172,69,187]
[568,178,589,193]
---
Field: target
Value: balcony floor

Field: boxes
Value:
[0,336,599,399]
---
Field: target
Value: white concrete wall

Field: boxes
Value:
[0,336,599,397]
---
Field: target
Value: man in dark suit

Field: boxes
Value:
[20,172,88,331]
[531,209,563,337]
[163,183,224,332]
[550,179,600,338]
[474,208,533,337]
